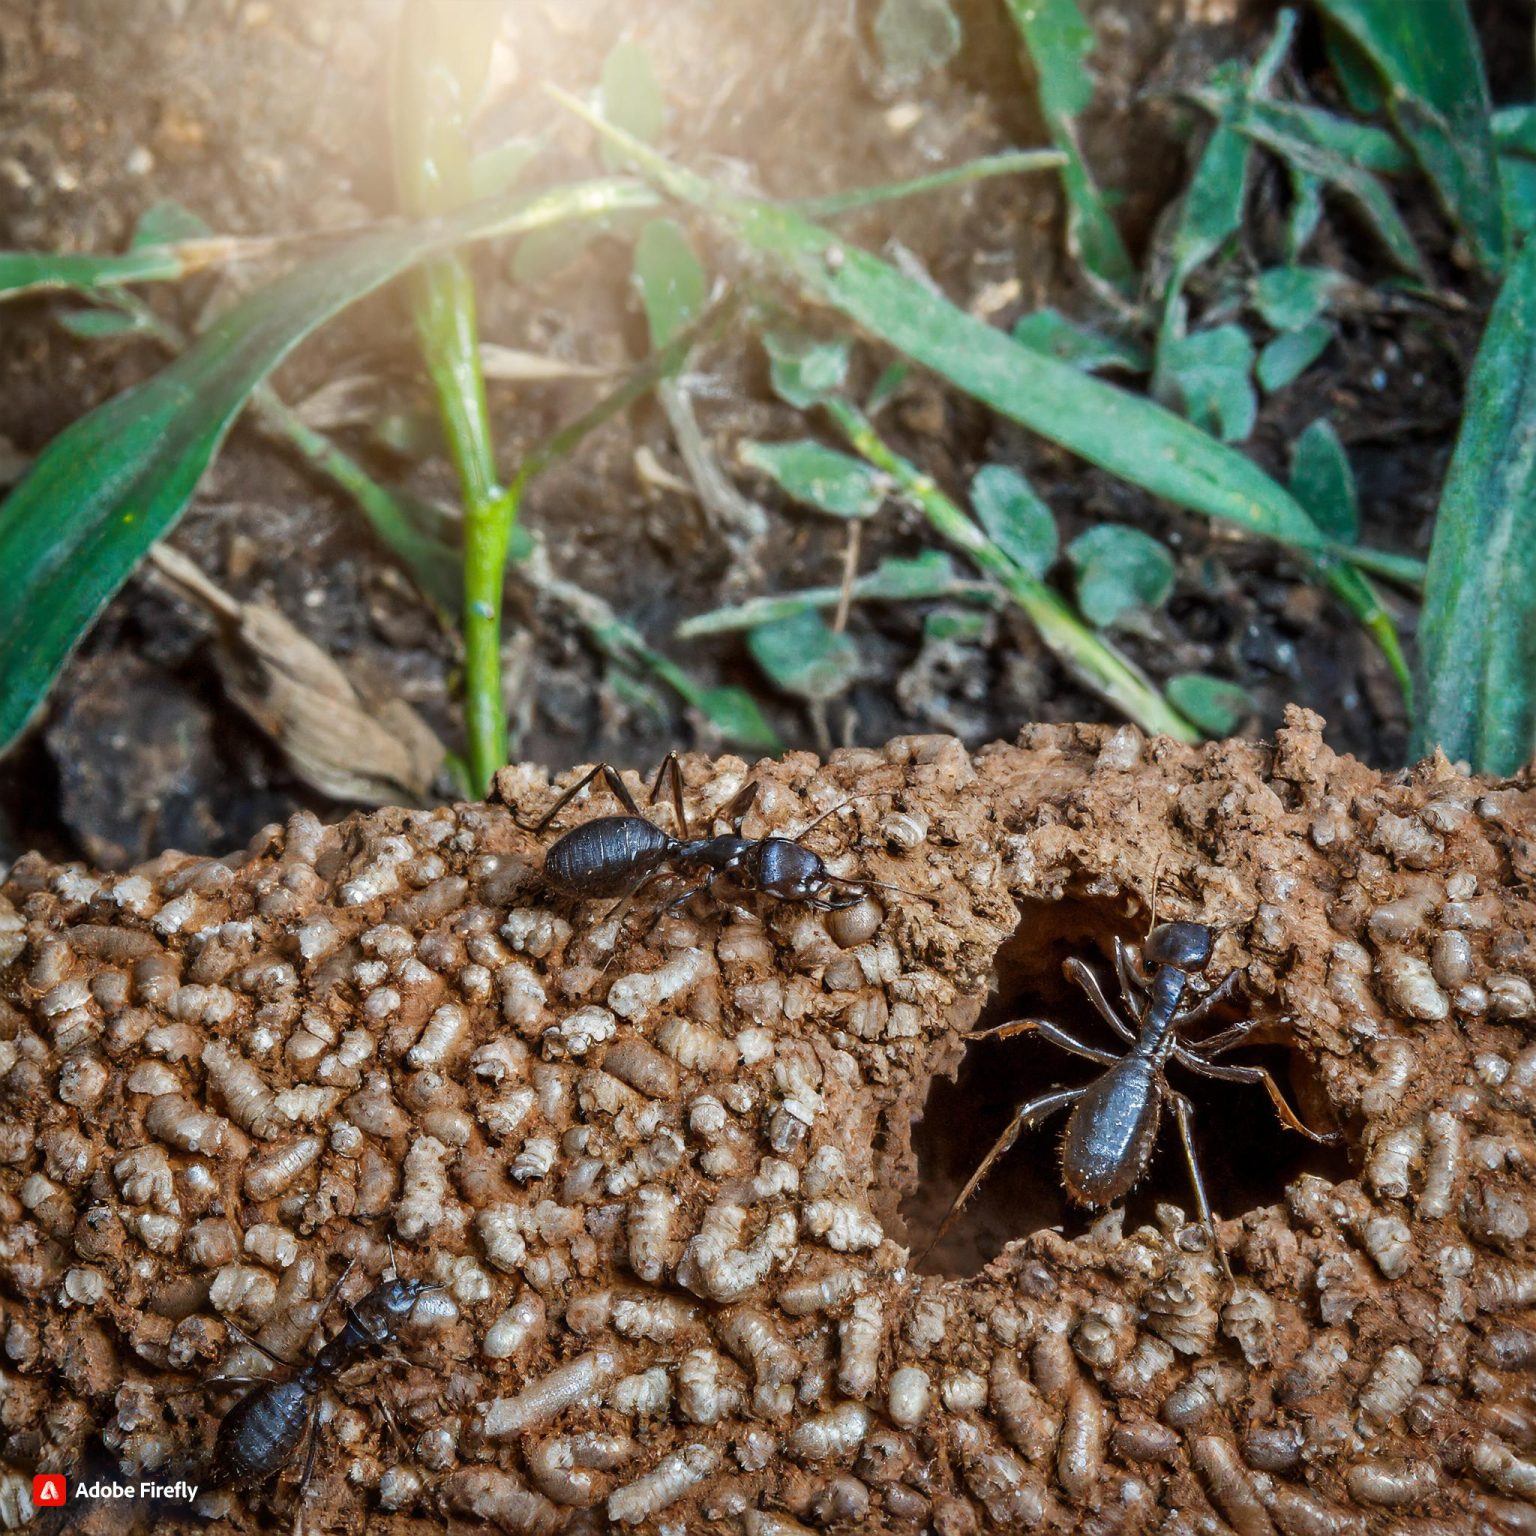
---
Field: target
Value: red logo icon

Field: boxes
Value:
[32,1475,66,1507]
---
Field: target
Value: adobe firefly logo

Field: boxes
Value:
[32,1474,66,1507]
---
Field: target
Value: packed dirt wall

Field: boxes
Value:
[1,708,1534,1534]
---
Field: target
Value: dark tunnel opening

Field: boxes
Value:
[905,896,1351,1277]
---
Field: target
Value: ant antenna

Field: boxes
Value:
[1146,854,1166,937]
[385,1233,399,1282]
[791,789,899,840]
[824,872,931,901]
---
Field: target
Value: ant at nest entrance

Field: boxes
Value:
[903,895,1351,1278]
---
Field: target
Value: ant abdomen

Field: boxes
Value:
[1061,1056,1162,1208]
[544,815,675,898]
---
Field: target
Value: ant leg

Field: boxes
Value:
[1173,970,1241,1028]
[918,1087,1082,1264]
[1173,1051,1342,1144]
[969,1016,1120,1067]
[1175,1014,1263,1057]
[1167,1089,1231,1280]
[178,1373,272,1396]
[1064,957,1139,1044]
[221,1327,294,1376]
[649,752,691,839]
[722,779,760,835]
[290,1401,322,1536]
[531,763,640,833]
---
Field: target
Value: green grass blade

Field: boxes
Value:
[793,149,1065,218]
[0,178,653,755]
[1005,0,1136,295]
[396,0,515,794]
[1413,238,1536,773]
[1314,0,1505,273]
[0,237,272,301]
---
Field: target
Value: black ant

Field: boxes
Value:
[923,915,1341,1272]
[204,1242,441,1514]
[529,752,913,921]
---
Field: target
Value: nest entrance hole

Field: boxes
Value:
[906,896,1349,1277]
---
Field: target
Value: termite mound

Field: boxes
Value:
[1,708,1534,1535]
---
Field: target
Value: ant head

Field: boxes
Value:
[1144,920,1213,973]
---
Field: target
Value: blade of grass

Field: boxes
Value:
[0,234,306,303]
[0,176,654,756]
[551,87,1417,608]
[395,0,514,794]
[824,398,1197,740]
[1413,237,1536,773]
[793,148,1065,218]
[679,564,995,638]
[1005,0,1137,297]
[1313,0,1504,273]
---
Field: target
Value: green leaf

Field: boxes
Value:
[793,149,1065,219]
[871,0,963,89]
[1167,673,1252,735]
[1413,237,1536,773]
[1286,167,1326,259]
[1012,308,1149,373]
[1322,19,1387,117]
[696,686,779,751]
[865,361,910,415]
[762,330,851,409]
[510,221,603,286]
[1254,265,1339,331]
[1008,0,1136,294]
[863,549,964,598]
[1257,320,1333,393]
[1500,153,1536,241]
[1494,105,1536,159]
[1313,0,1505,272]
[131,199,211,248]
[748,611,861,702]
[0,178,656,754]
[1162,64,1252,295]
[633,218,707,348]
[1,245,197,300]
[923,606,990,643]
[1197,92,1413,175]
[469,138,541,201]
[54,306,152,338]
[1289,419,1359,542]
[970,464,1058,578]
[1067,524,1175,628]
[1158,325,1257,443]
[740,439,888,520]
[600,41,666,161]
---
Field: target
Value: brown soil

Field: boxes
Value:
[1,0,1524,867]
[3,712,1536,1532]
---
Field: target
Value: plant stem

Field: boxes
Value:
[825,399,1199,742]
[395,0,512,794]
